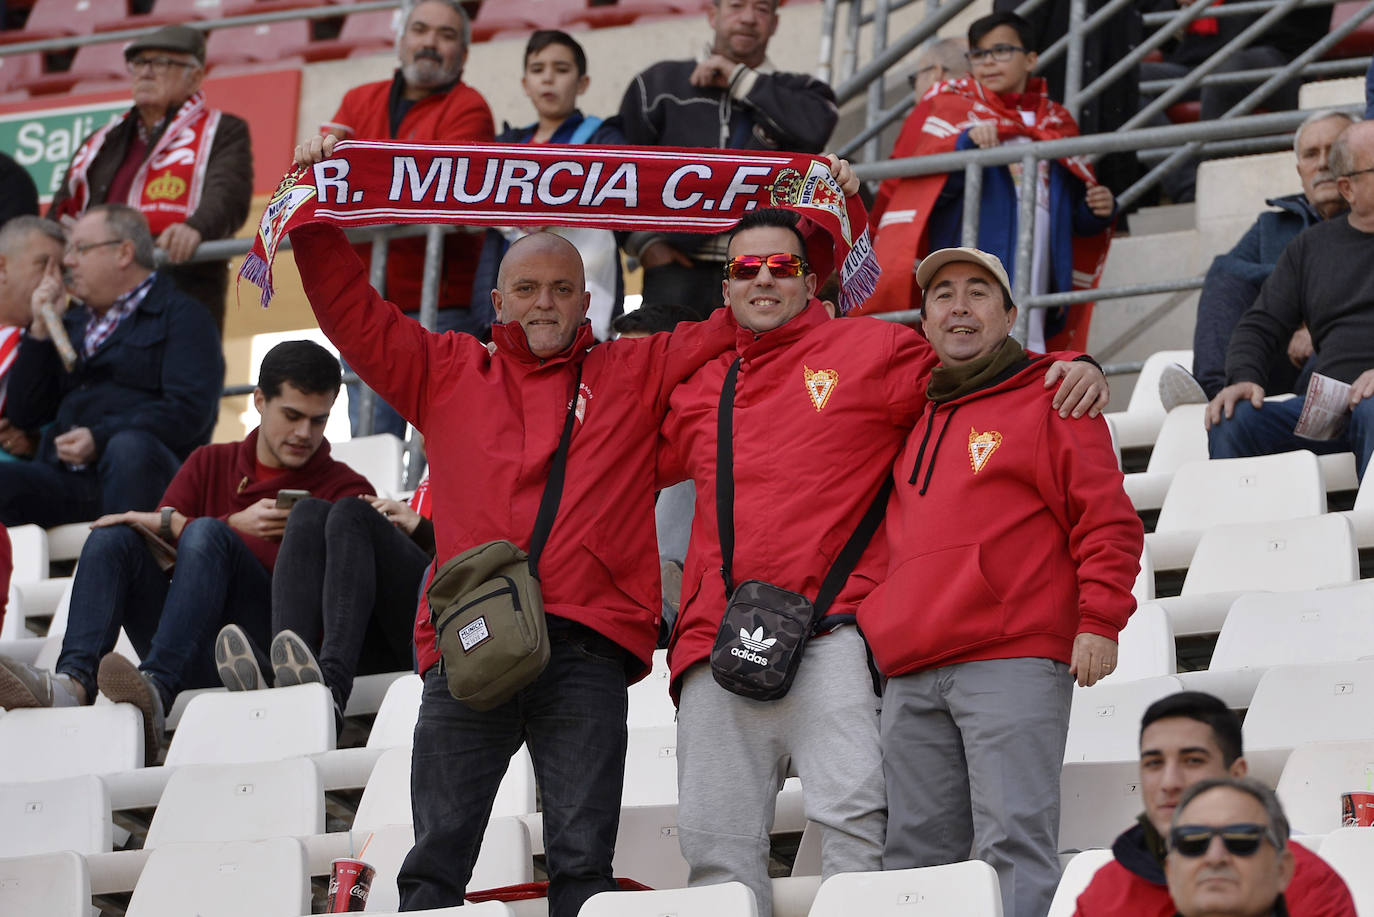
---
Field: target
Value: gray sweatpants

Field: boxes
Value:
[881,657,1073,917]
[677,626,886,917]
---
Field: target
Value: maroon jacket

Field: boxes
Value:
[159,429,371,571]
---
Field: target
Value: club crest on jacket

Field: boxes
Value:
[968,427,1002,473]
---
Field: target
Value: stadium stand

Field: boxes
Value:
[1063,675,1184,764]
[161,681,336,766]
[1276,739,1374,835]
[0,703,144,780]
[204,20,310,69]
[299,7,397,62]
[1101,601,1175,683]
[0,773,111,857]
[329,432,405,498]
[1316,828,1374,914]
[580,880,758,917]
[123,836,310,917]
[142,757,323,848]
[1046,848,1115,917]
[808,861,1002,916]
[1243,660,1374,784]
[0,849,91,917]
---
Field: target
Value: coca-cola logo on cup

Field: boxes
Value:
[351,883,369,902]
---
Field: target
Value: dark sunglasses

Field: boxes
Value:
[724,253,808,280]
[1169,823,1276,858]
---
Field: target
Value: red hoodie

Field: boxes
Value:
[859,356,1142,676]
[290,224,735,679]
[159,429,372,572]
[660,301,939,688]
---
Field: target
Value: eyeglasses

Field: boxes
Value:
[1340,166,1374,180]
[126,55,198,75]
[1169,823,1278,858]
[724,253,808,280]
[65,239,123,257]
[907,64,939,89]
[966,44,1028,63]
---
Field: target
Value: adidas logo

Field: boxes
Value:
[732,627,777,666]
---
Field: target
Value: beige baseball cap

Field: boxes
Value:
[915,247,1013,302]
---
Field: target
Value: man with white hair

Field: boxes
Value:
[324,0,496,435]
[0,216,64,461]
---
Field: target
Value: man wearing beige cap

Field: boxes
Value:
[49,24,252,331]
[857,247,1143,917]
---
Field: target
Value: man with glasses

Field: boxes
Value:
[1208,120,1374,481]
[49,25,252,333]
[0,216,63,462]
[1164,778,1298,917]
[0,204,222,528]
[1073,691,1353,916]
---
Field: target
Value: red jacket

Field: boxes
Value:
[1074,821,1355,917]
[324,74,495,312]
[159,429,372,572]
[859,356,1142,676]
[290,224,734,678]
[660,301,939,687]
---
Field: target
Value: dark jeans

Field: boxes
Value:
[271,497,427,707]
[55,518,272,704]
[640,260,724,320]
[399,621,630,917]
[347,307,483,438]
[0,429,181,527]
[1208,396,1374,479]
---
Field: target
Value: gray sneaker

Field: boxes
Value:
[0,655,54,708]
[97,652,166,767]
[270,629,323,689]
[1158,362,1207,412]
[216,623,266,691]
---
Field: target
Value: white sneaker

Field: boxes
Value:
[1158,363,1207,412]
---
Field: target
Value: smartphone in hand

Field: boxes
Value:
[276,489,310,509]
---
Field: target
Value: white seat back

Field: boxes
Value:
[1065,675,1184,764]
[1156,451,1325,532]
[366,674,423,749]
[1276,739,1374,835]
[1317,827,1374,916]
[1211,582,1374,670]
[0,703,143,781]
[1244,661,1374,784]
[6,525,48,584]
[809,862,1001,916]
[1144,404,1208,473]
[362,817,531,912]
[1046,849,1114,917]
[144,757,324,848]
[1060,760,1142,852]
[353,745,535,834]
[582,881,757,917]
[627,650,676,728]
[613,804,691,889]
[1101,603,1175,683]
[331,434,405,498]
[163,682,336,766]
[0,850,90,917]
[1181,515,1358,596]
[622,725,680,807]
[0,773,110,857]
[125,837,309,917]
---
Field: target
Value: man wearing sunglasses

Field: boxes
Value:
[661,214,1111,917]
[1164,777,1296,917]
[49,25,252,333]
[1073,691,1353,916]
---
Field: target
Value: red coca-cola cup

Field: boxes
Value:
[327,857,376,912]
[1341,792,1374,827]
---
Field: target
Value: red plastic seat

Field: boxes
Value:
[1326,1,1374,58]
[0,52,41,93]
[19,37,126,93]
[471,0,591,41]
[223,0,331,16]
[204,19,312,67]
[1165,101,1201,124]
[0,0,131,43]
[566,0,677,29]
[299,8,398,62]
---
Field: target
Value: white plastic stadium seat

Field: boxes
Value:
[0,850,90,917]
[1064,675,1184,764]
[363,903,513,916]
[622,725,680,807]
[1059,760,1142,852]
[613,803,692,889]
[1099,603,1175,684]
[125,837,309,917]
[0,773,111,857]
[1243,660,1374,785]
[1046,848,1114,917]
[45,522,92,563]
[352,744,536,833]
[1103,350,1192,451]
[362,816,532,912]
[162,682,336,766]
[0,703,143,781]
[143,757,324,848]
[808,862,1002,916]
[330,433,405,498]
[627,649,676,728]
[1146,451,1326,571]
[581,880,758,917]
[1154,514,1358,637]
[366,673,423,749]
[6,524,48,584]
[1132,542,1154,605]
[1317,828,1374,916]
[1178,581,1374,707]
[1275,739,1374,835]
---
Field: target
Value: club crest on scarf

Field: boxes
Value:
[968,427,1003,474]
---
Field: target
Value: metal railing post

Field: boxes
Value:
[864,0,893,164]
[1011,152,1037,345]
[833,0,976,103]
[842,0,864,84]
[1063,0,1087,121]
[961,163,983,248]
[818,0,841,83]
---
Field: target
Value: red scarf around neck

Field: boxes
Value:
[55,91,221,235]
[240,141,880,315]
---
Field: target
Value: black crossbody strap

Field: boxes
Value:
[716,357,743,599]
[528,363,584,577]
[811,476,893,622]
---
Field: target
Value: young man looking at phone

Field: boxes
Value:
[0,341,370,765]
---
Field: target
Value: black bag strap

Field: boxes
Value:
[716,357,893,622]
[528,363,583,577]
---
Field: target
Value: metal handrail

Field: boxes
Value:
[1139,56,1369,91]
[0,0,402,58]
[1142,0,1337,25]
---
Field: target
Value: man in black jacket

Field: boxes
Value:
[0,204,223,527]
[617,0,839,315]
[48,25,252,332]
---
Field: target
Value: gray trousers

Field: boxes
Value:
[881,657,1073,917]
[677,626,886,917]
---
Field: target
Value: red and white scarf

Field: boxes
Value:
[0,325,21,414]
[241,142,880,315]
[54,91,221,236]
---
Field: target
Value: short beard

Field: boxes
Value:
[402,57,461,90]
